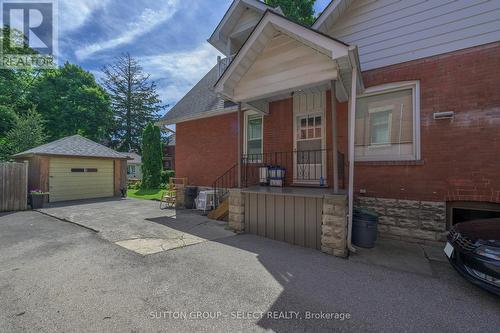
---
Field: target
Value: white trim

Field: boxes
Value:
[355,81,421,161]
[292,91,327,185]
[312,0,349,31]
[243,110,263,162]
[214,11,349,101]
[208,0,283,55]
[156,106,241,126]
[347,64,358,253]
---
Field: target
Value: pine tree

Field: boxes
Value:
[102,53,164,152]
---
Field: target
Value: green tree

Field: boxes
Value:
[29,63,113,142]
[102,53,165,152]
[0,27,45,113]
[141,123,163,189]
[0,106,17,137]
[5,109,47,156]
[265,0,316,26]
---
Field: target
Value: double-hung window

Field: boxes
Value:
[355,81,420,161]
[244,112,263,162]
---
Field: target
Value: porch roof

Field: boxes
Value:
[214,10,364,105]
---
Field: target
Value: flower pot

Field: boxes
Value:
[30,194,47,209]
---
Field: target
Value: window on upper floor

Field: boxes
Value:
[355,81,421,161]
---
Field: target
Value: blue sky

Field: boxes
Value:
[58,0,331,115]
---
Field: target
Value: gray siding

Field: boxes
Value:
[327,0,500,70]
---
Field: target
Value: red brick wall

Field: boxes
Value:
[263,98,293,154]
[175,42,500,203]
[176,112,239,186]
[355,42,500,203]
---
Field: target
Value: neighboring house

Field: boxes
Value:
[127,152,142,180]
[157,0,500,254]
[163,136,175,170]
[13,135,129,202]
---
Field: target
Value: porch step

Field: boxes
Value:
[207,198,229,221]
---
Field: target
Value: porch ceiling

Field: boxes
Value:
[214,10,359,105]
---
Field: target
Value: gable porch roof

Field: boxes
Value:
[213,10,363,104]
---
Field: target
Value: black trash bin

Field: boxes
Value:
[184,186,198,209]
[352,208,379,248]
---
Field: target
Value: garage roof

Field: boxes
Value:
[13,135,129,160]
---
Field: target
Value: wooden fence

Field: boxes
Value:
[0,162,28,212]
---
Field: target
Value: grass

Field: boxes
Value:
[127,188,166,200]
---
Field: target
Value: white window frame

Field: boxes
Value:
[243,110,263,163]
[355,81,421,162]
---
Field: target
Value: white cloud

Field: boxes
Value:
[139,43,222,103]
[59,0,110,33]
[75,0,180,61]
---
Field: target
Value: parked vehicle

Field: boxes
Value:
[444,218,500,296]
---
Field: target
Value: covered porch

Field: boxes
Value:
[213,11,364,256]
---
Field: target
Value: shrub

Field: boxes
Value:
[160,169,175,185]
[141,122,163,189]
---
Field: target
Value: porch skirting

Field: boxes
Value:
[228,187,348,257]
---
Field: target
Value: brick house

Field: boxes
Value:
[158,0,500,256]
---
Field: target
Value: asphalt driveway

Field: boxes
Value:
[1,211,499,332]
[38,198,234,255]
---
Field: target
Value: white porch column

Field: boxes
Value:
[237,102,242,188]
[347,67,358,252]
[330,80,339,192]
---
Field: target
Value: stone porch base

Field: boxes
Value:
[355,196,447,244]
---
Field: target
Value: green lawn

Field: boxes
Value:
[127,188,166,200]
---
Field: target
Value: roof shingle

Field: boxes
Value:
[13,135,129,159]
[158,65,237,125]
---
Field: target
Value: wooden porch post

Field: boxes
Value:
[331,80,339,193]
[237,102,242,188]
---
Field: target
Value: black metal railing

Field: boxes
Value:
[212,163,238,209]
[242,149,345,189]
[211,150,346,209]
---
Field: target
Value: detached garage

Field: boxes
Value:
[13,135,129,203]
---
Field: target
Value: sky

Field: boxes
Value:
[57,0,331,115]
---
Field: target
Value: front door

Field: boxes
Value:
[293,91,327,185]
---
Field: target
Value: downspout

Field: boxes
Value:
[347,63,358,254]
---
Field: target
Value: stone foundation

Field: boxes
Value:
[228,189,245,232]
[355,196,446,244]
[321,194,348,257]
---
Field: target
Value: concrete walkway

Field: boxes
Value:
[1,211,499,332]
[349,238,448,277]
[38,198,234,255]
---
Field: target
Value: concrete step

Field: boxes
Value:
[207,198,229,221]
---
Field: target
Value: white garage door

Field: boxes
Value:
[49,157,114,202]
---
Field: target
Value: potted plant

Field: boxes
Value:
[29,189,49,209]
